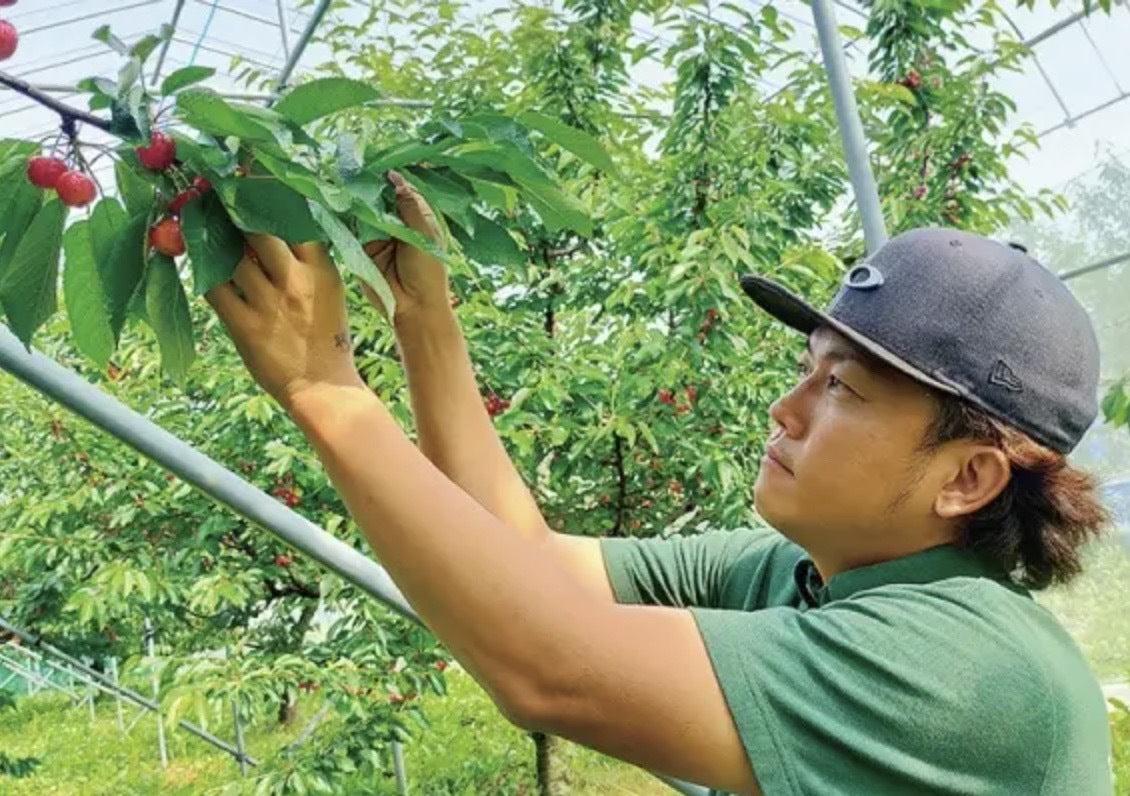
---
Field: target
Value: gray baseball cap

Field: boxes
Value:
[740,227,1100,454]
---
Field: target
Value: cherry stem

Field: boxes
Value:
[0,70,113,134]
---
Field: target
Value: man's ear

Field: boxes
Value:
[934,446,1011,520]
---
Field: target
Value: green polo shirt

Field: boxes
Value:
[601,527,1112,795]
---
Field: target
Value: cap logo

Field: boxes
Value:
[844,263,884,290]
[988,360,1023,392]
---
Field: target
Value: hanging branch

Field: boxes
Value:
[0,70,114,134]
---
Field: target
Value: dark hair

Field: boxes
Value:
[922,393,1110,590]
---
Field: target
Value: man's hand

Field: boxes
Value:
[205,234,365,410]
[362,171,451,323]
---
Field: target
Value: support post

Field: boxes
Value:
[150,0,188,84]
[275,0,332,91]
[393,741,408,796]
[146,621,169,769]
[811,0,888,254]
[109,656,126,733]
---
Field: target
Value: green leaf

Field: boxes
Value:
[254,150,352,212]
[182,192,245,296]
[452,213,525,267]
[220,178,324,243]
[308,202,396,319]
[350,201,451,267]
[62,221,115,368]
[89,198,129,267]
[403,166,476,234]
[117,57,142,99]
[127,83,152,140]
[115,158,156,216]
[0,179,44,279]
[273,77,381,125]
[103,214,150,341]
[0,199,67,346]
[161,66,216,97]
[175,89,283,144]
[130,28,169,64]
[517,111,616,172]
[144,254,195,386]
[92,25,129,56]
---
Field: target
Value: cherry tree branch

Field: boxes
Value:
[0,71,113,134]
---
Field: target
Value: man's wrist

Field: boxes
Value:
[284,379,374,433]
[393,302,458,338]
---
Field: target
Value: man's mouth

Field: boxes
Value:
[763,445,794,475]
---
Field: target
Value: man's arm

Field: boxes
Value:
[289,383,758,794]
[394,306,614,601]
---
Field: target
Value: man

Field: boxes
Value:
[206,173,1112,795]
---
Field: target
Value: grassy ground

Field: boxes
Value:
[0,668,667,795]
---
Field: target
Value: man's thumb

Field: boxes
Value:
[388,170,441,244]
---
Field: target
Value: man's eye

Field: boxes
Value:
[796,361,810,378]
[828,374,845,390]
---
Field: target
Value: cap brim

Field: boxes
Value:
[739,274,962,397]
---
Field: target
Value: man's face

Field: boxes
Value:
[753,326,946,568]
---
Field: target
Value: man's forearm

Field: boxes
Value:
[392,308,552,545]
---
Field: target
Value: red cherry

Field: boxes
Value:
[192,176,212,193]
[0,1,18,6]
[657,388,674,405]
[0,20,18,61]
[55,171,97,207]
[168,189,200,216]
[26,156,68,189]
[388,692,404,704]
[913,185,927,200]
[149,219,185,257]
[136,131,176,171]
[275,554,292,568]
[435,660,448,672]
[685,385,698,404]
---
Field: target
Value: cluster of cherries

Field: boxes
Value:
[0,1,18,63]
[24,130,214,261]
[483,391,510,418]
[657,384,698,415]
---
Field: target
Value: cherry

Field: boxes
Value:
[657,388,675,405]
[483,393,510,417]
[55,171,97,207]
[435,660,448,672]
[192,176,212,193]
[26,156,68,189]
[168,189,200,216]
[913,185,927,200]
[149,218,185,257]
[0,20,17,61]
[685,385,698,404]
[275,553,292,568]
[136,131,176,171]
[0,1,18,6]
[900,70,922,90]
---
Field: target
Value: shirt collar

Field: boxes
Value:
[793,543,1020,608]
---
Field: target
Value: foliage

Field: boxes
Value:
[0,0,1070,792]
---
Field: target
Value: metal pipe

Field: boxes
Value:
[1059,250,1130,282]
[151,0,188,85]
[146,620,169,768]
[275,0,332,91]
[810,0,887,254]
[0,326,416,621]
[276,0,292,62]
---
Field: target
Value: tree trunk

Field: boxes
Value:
[531,731,568,796]
[277,692,297,725]
[277,601,317,726]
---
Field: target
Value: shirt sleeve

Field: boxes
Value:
[688,589,1055,796]
[599,526,798,609]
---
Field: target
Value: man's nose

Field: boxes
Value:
[768,382,807,439]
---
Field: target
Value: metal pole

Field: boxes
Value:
[146,621,169,769]
[150,0,188,84]
[393,741,408,795]
[275,0,332,91]
[85,658,96,724]
[275,0,292,62]
[1059,250,1130,281]
[109,657,126,733]
[810,0,888,254]
[227,646,249,777]
[0,326,416,621]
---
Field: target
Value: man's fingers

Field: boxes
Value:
[245,233,293,283]
[364,239,395,276]
[387,171,442,245]
[204,281,249,329]
[232,252,273,308]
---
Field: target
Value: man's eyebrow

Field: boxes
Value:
[804,338,866,364]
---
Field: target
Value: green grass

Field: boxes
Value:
[0,669,668,795]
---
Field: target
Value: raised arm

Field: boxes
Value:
[367,174,613,600]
